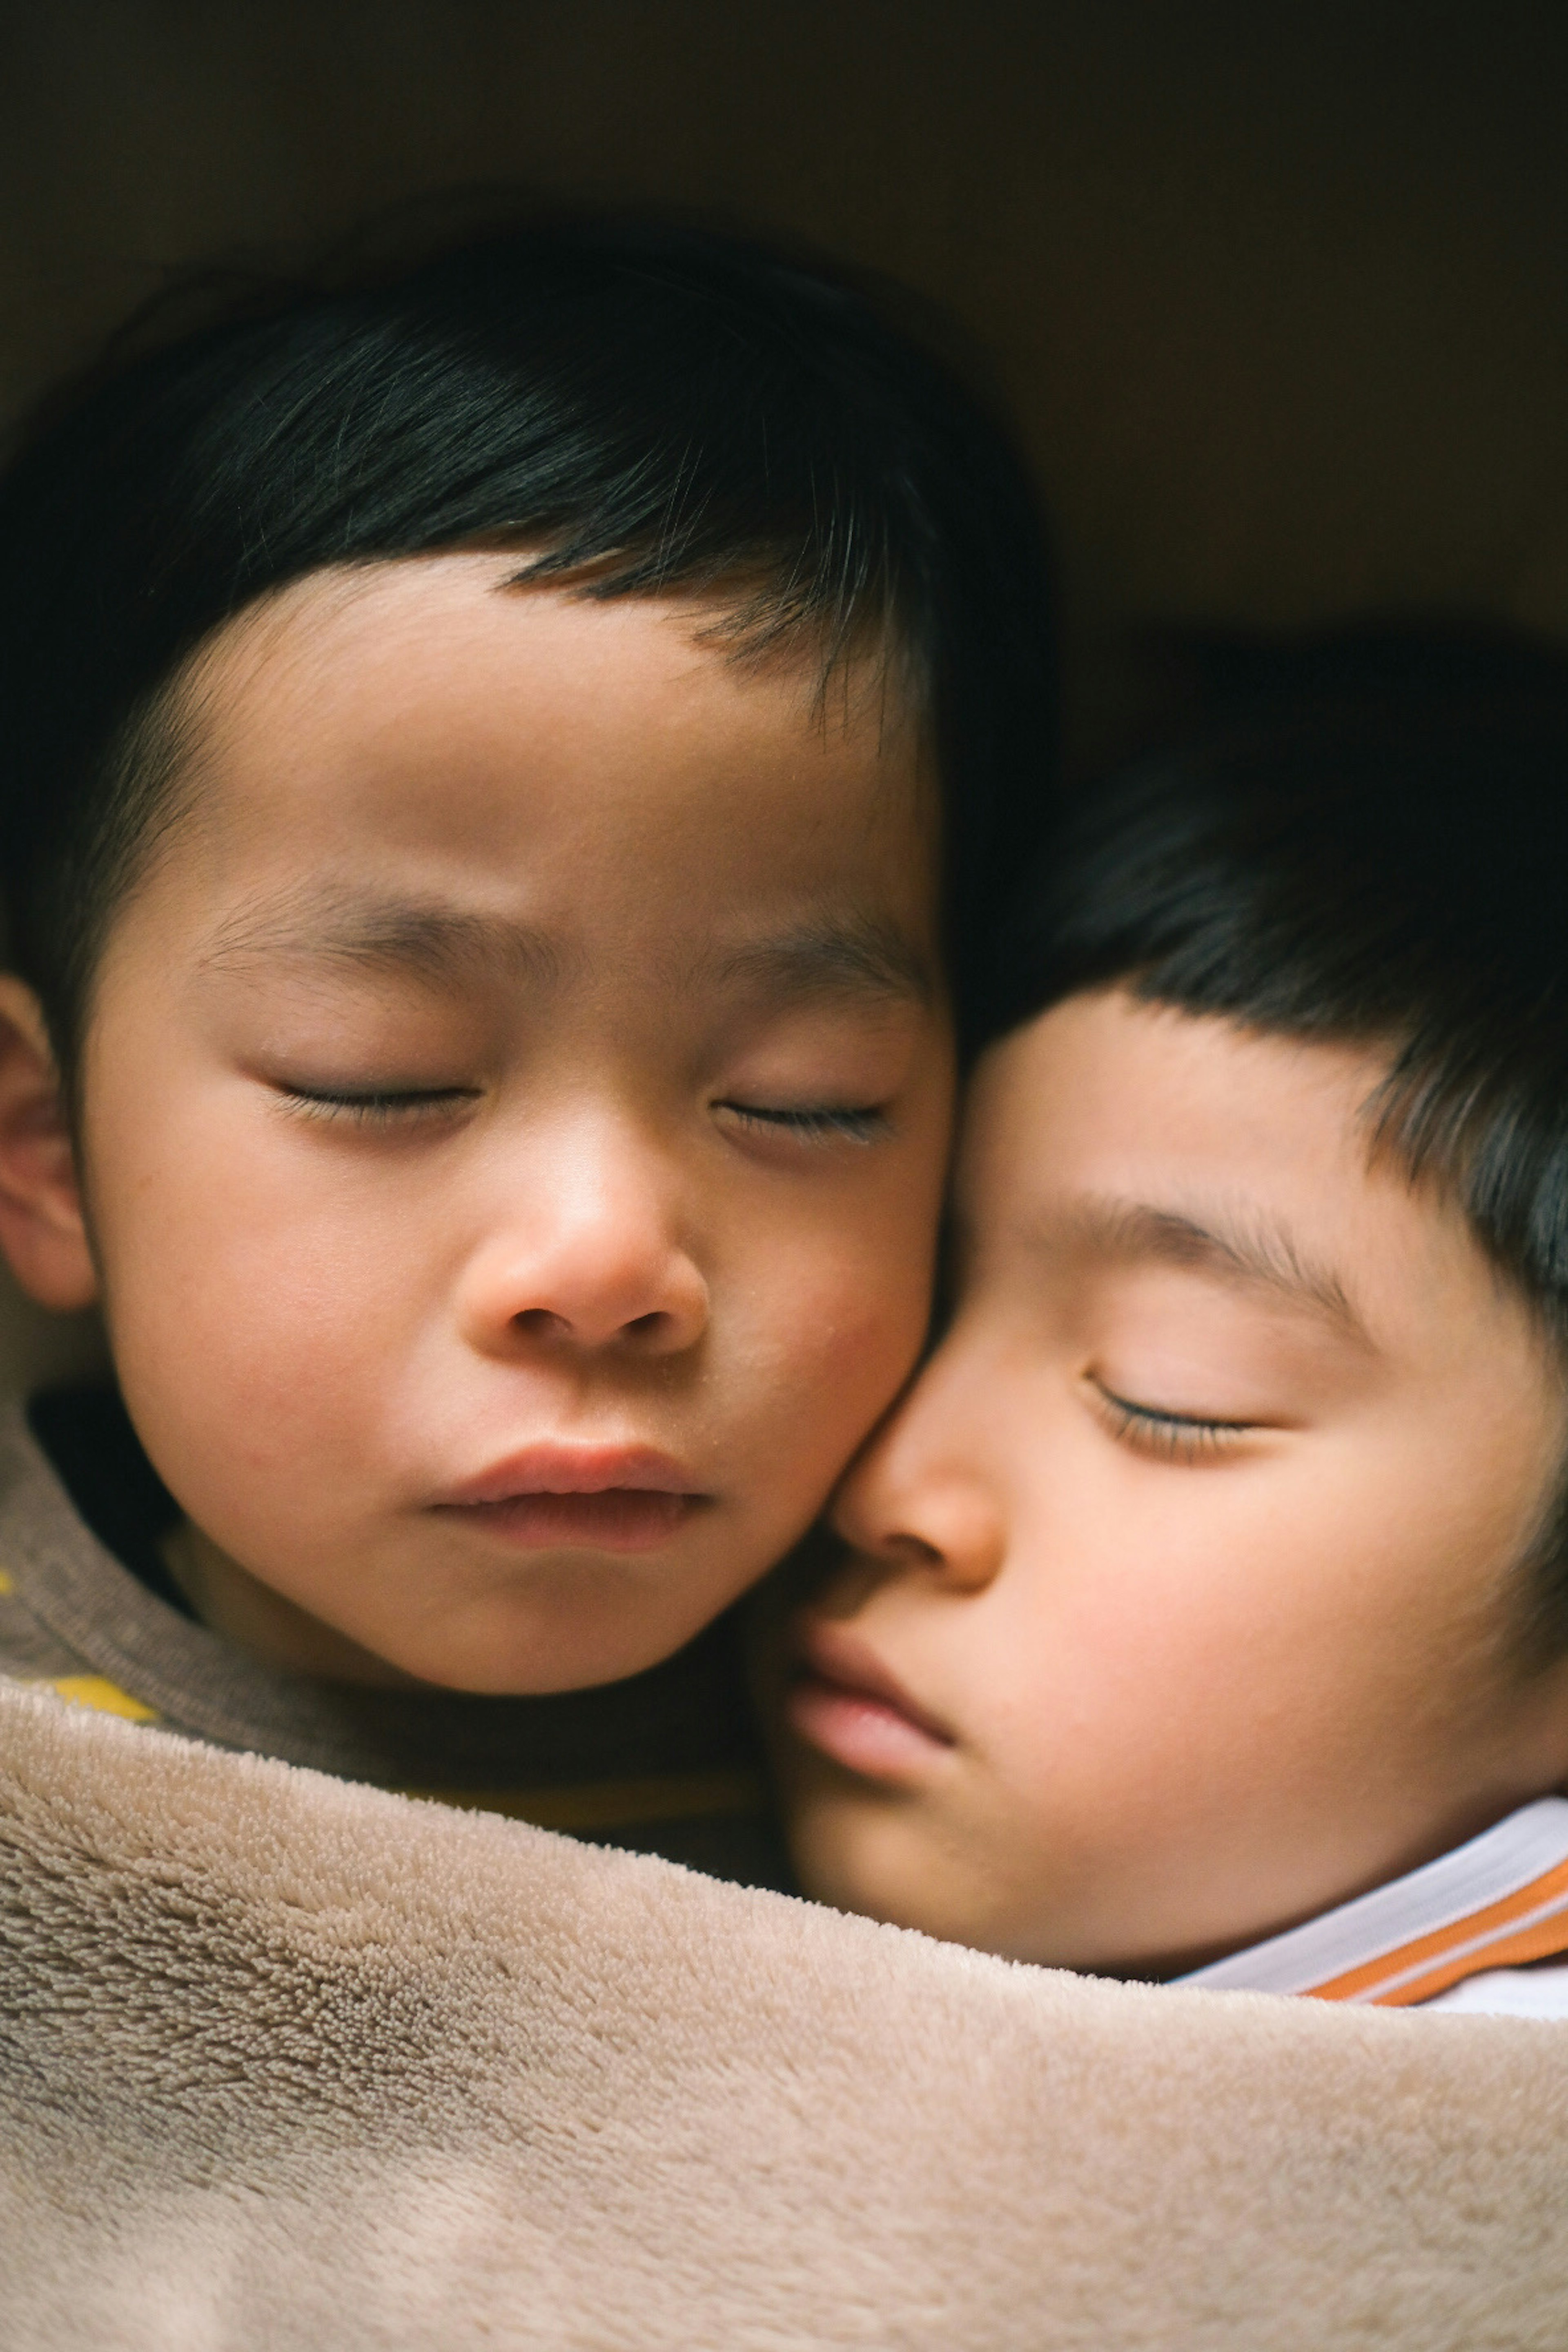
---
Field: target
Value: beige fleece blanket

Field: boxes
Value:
[2,1677,1566,2351]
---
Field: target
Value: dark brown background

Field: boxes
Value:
[0,0,1564,1375]
[5,2,1568,752]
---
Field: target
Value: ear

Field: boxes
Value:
[0,978,99,1312]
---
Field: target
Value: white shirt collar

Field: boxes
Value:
[1176,1797,1568,2005]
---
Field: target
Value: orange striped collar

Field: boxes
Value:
[1176,1798,1568,2007]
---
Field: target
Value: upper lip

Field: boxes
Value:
[794,1614,956,1746]
[437,1445,705,1508]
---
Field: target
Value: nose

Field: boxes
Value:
[457,1116,709,1360]
[829,1340,1006,1593]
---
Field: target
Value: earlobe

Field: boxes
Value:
[0,977,98,1311]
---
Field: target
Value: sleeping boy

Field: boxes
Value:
[768,643,1568,2011]
[0,217,1052,1878]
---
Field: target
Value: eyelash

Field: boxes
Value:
[281,1085,479,1127]
[1096,1385,1255,1463]
[278,1088,888,1145]
[717,1102,889,1145]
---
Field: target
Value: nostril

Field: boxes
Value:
[508,1305,676,1344]
[512,1307,569,1339]
[891,1531,947,1570]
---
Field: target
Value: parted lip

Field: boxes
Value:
[793,1613,956,1747]
[435,1444,705,1509]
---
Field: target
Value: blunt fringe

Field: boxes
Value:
[0,212,1055,1069]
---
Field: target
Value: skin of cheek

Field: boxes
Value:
[127,1255,919,1691]
[785,1358,1568,1971]
[76,1037,949,1690]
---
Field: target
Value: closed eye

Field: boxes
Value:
[1094,1383,1256,1463]
[715,1101,889,1146]
[279,1084,481,1127]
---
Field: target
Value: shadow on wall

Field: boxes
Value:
[2,0,1567,771]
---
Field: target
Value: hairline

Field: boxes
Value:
[51,544,937,1090]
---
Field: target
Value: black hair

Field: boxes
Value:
[0,212,1055,1075]
[988,627,1568,1650]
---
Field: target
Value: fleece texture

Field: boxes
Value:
[2,1675,1566,2351]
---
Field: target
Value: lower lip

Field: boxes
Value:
[785,1670,952,1781]
[439,1491,702,1552]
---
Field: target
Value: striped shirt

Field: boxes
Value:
[1178,1799,1568,2017]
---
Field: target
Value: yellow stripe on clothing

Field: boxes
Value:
[22,1674,757,1826]
[407,1765,765,1833]
[36,1674,161,1724]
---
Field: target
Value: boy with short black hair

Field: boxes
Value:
[771,636,1568,2007]
[0,216,1053,1880]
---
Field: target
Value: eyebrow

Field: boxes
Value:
[1062,1195,1368,1339]
[709,917,933,1006]
[201,889,932,1007]
[202,893,567,990]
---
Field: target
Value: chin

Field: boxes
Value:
[406,1639,666,1697]
[786,1783,1067,1962]
[382,1573,732,1695]
[788,1790,951,1936]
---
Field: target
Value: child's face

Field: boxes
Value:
[49,555,953,1691]
[771,987,1568,1973]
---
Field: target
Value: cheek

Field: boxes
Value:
[735,1219,935,1452]
[723,1094,951,1446]
[984,1442,1496,1819]
[934,1446,1316,1822]
[83,1082,420,1464]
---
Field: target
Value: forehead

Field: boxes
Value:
[960,988,1505,1350]
[967,989,1389,1189]
[143,554,939,960]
